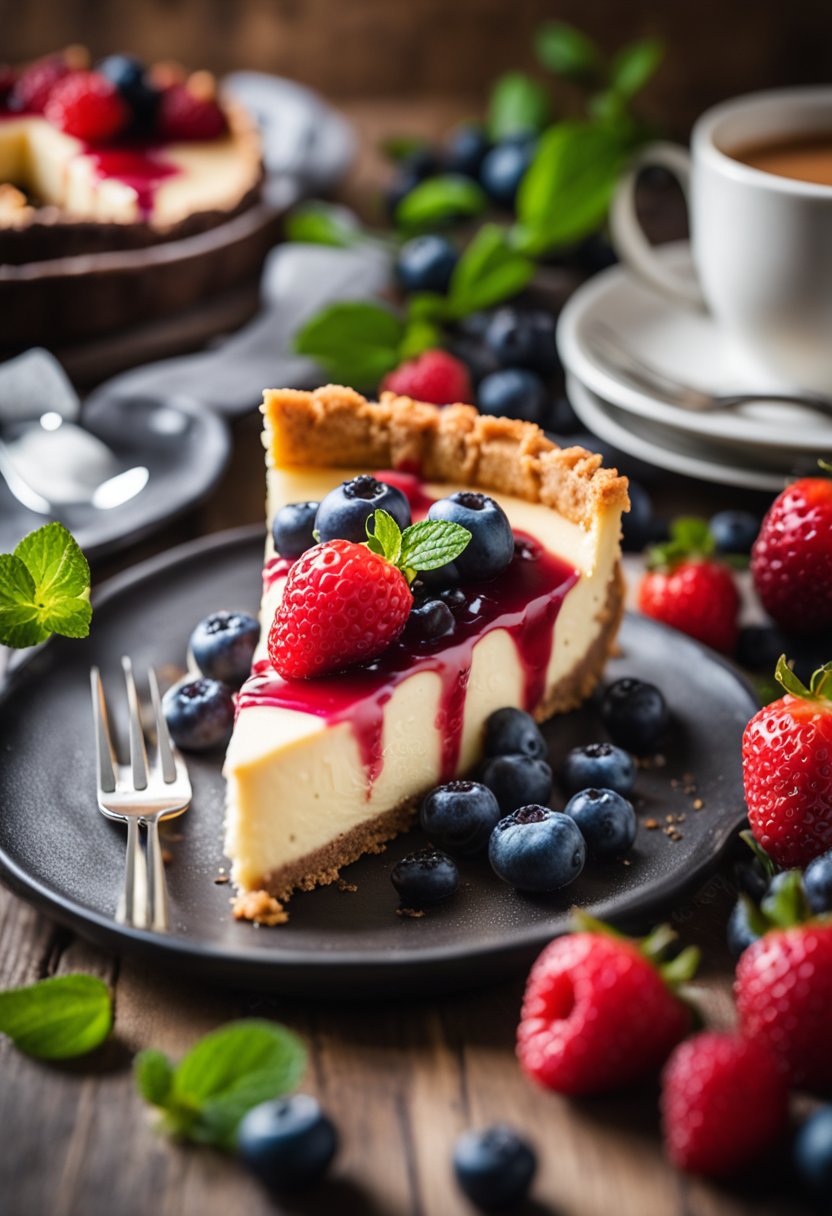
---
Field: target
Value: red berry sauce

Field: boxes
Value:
[242,471,579,792]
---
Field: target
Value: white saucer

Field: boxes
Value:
[566,374,793,492]
[557,242,832,454]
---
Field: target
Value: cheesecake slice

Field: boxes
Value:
[224,386,629,902]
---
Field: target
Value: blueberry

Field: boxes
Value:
[735,625,826,685]
[794,1107,832,1199]
[395,234,458,294]
[428,491,514,580]
[489,805,585,891]
[480,754,553,815]
[480,138,536,207]
[237,1094,338,1192]
[726,897,761,959]
[564,788,637,859]
[439,585,467,608]
[477,368,549,425]
[315,475,411,544]
[446,334,502,386]
[445,124,491,178]
[484,706,548,761]
[621,482,655,552]
[733,857,769,902]
[391,847,459,906]
[162,677,234,751]
[189,611,260,688]
[416,562,461,591]
[453,1124,537,1211]
[385,148,441,218]
[484,308,559,377]
[709,509,760,555]
[600,677,669,753]
[272,500,319,559]
[98,55,158,126]
[420,780,502,856]
[804,850,832,914]
[386,168,424,218]
[560,742,635,797]
[406,598,455,641]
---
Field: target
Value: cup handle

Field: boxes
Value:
[609,141,706,310]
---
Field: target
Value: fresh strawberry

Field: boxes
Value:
[661,1032,788,1176]
[751,472,832,634]
[743,658,832,868]
[736,915,832,1090]
[45,71,129,143]
[156,81,227,141]
[517,916,698,1095]
[381,349,472,406]
[268,506,471,679]
[7,53,74,113]
[638,517,739,652]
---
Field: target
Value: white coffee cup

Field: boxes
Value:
[609,87,832,394]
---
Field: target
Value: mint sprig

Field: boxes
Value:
[395,174,487,232]
[0,974,111,1060]
[0,522,91,648]
[488,71,551,140]
[135,1019,307,1150]
[365,509,470,583]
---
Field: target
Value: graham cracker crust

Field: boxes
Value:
[249,563,625,903]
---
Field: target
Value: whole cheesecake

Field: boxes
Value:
[224,386,629,904]
[0,48,276,355]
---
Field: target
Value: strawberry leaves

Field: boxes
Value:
[365,509,470,583]
[775,655,832,704]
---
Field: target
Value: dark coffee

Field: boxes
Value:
[733,133,832,186]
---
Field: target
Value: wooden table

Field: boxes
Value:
[0,113,813,1216]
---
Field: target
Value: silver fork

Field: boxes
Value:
[90,658,191,931]
[588,323,832,418]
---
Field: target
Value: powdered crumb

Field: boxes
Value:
[338,879,358,894]
[161,848,174,865]
[214,874,230,885]
[645,818,659,830]
[232,890,288,926]
[396,907,426,919]
[693,798,704,811]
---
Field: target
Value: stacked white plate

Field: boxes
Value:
[557,242,832,491]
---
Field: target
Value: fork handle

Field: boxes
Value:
[145,816,170,933]
[116,817,148,928]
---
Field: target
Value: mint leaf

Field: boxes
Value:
[447,223,536,319]
[0,522,92,648]
[488,72,551,140]
[609,38,663,99]
[135,1049,175,1106]
[395,175,487,231]
[294,301,404,389]
[399,519,471,572]
[366,509,403,565]
[0,975,111,1060]
[535,22,604,85]
[514,121,627,254]
[284,201,361,248]
[406,292,449,324]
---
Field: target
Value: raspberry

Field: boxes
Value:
[44,71,129,143]
[8,54,71,114]
[381,349,472,407]
[751,476,832,634]
[661,1033,788,1176]
[156,83,227,141]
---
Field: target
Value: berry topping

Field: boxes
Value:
[391,846,459,906]
[559,741,635,797]
[8,52,73,113]
[315,475,411,545]
[236,1094,338,1192]
[483,706,548,761]
[480,754,553,816]
[483,307,559,377]
[452,1125,537,1211]
[477,367,549,424]
[189,610,259,688]
[751,472,832,634]
[271,500,319,559]
[709,508,760,555]
[742,658,832,868]
[156,80,227,141]
[98,54,159,128]
[489,805,584,891]
[444,123,492,178]
[395,234,458,294]
[480,136,536,206]
[804,848,832,914]
[162,676,235,751]
[380,348,472,406]
[406,597,455,641]
[44,70,129,142]
[518,917,697,1093]
[564,788,637,859]
[600,676,668,753]
[660,1033,788,1176]
[427,491,514,580]
[268,508,470,679]
[420,780,502,856]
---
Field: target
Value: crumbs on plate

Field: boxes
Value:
[232,890,288,926]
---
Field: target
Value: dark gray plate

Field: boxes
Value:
[0,394,230,562]
[0,527,756,997]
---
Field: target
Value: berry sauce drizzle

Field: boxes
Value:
[242,471,578,790]
[82,146,180,217]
